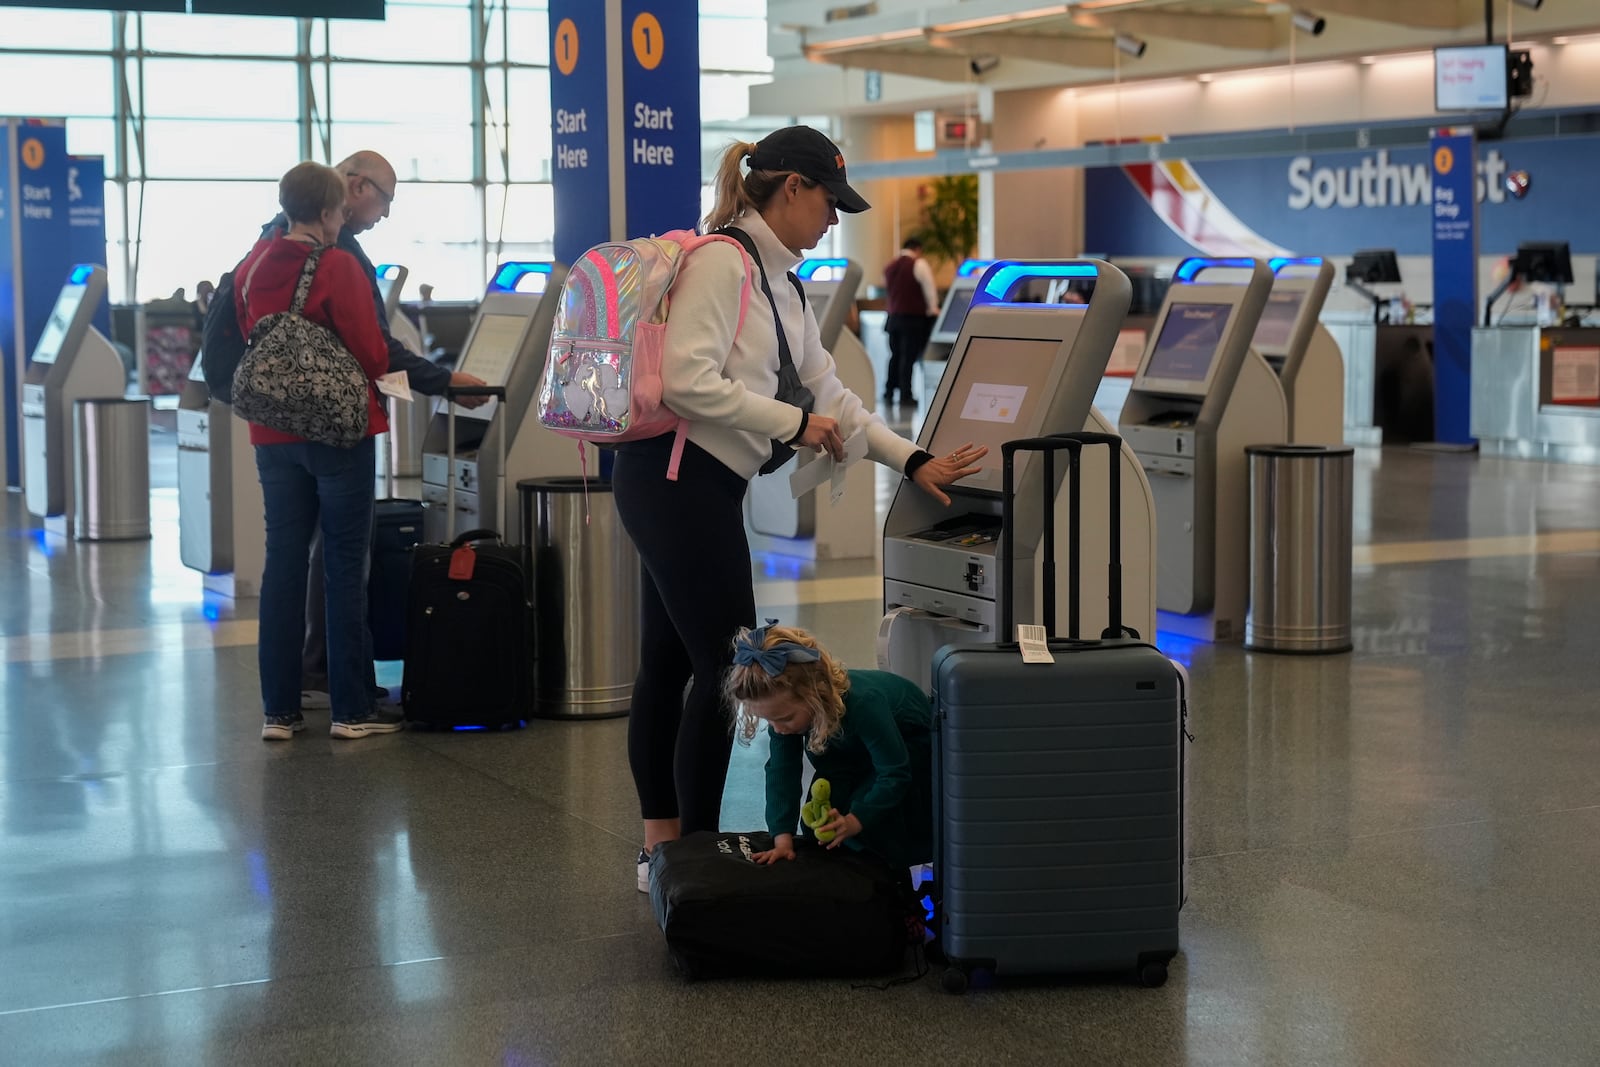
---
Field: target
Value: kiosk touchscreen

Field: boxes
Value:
[22,265,126,532]
[748,256,881,561]
[1119,258,1285,642]
[420,260,570,541]
[1250,258,1341,443]
[879,260,1154,689]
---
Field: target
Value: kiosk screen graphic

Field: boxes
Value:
[1251,291,1307,353]
[928,335,1060,478]
[1145,303,1233,382]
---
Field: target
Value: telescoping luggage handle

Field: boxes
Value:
[444,384,509,542]
[999,431,1124,644]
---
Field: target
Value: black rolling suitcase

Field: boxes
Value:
[931,432,1188,993]
[369,417,426,661]
[401,385,532,729]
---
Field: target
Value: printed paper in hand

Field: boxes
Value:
[375,371,413,402]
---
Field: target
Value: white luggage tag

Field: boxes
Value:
[1015,624,1055,664]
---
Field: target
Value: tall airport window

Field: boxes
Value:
[483,0,550,67]
[141,59,298,122]
[140,120,302,180]
[131,181,280,306]
[0,55,113,119]
[328,1,473,63]
[135,13,298,57]
[326,65,476,183]
[0,9,111,50]
[358,181,483,303]
[700,12,774,74]
[486,69,554,183]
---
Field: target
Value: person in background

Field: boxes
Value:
[881,236,939,409]
[614,125,985,893]
[237,162,398,741]
[256,152,487,711]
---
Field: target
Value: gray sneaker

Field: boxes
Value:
[262,714,306,741]
[330,705,405,739]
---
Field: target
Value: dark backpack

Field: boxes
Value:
[201,267,247,403]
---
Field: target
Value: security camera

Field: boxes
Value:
[1292,10,1326,35]
[1115,34,1147,59]
[969,55,1000,76]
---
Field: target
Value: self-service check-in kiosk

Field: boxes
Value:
[420,260,571,541]
[22,265,126,537]
[1251,257,1343,444]
[178,352,265,597]
[878,260,1160,690]
[1119,258,1286,643]
[374,262,431,479]
[747,256,881,561]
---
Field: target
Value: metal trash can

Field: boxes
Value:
[74,397,151,542]
[519,476,640,719]
[1245,444,1353,654]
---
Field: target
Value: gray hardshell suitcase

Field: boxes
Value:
[931,432,1187,993]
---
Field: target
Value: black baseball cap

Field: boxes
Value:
[748,126,871,214]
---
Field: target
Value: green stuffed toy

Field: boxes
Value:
[800,778,835,844]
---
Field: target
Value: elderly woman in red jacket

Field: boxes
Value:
[235,161,398,742]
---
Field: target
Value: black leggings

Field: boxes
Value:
[612,435,756,832]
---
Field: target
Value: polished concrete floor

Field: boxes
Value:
[3,421,1600,1065]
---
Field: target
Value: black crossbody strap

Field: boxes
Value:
[289,246,324,316]
[722,226,798,377]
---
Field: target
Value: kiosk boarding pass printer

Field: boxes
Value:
[1119,257,1285,643]
[23,265,126,536]
[420,261,571,542]
[878,260,1156,691]
[1250,256,1343,444]
[178,351,265,597]
[747,256,881,561]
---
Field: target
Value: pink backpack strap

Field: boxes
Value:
[666,421,687,482]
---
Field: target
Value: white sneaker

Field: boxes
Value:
[301,689,332,711]
[637,848,651,894]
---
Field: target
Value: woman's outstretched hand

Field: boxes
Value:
[912,443,989,506]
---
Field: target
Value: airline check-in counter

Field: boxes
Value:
[1119,259,1285,644]
[747,256,881,561]
[1322,249,1436,445]
[877,260,1158,690]
[22,265,127,538]
[1472,242,1600,463]
[178,353,264,598]
[420,260,573,542]
[1249,257,1343,444]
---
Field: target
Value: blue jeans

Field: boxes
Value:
[255,438,376,721]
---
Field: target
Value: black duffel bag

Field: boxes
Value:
[649,830,911,980]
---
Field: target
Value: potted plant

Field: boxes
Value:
[915,174,979,269]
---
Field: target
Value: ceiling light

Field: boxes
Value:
[1359,55,1378,65]
[1292,10,1326,36]
[1197,72,1214,83]
[1115,33,1147,58]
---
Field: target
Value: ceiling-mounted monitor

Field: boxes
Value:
[1435,44,1509,112]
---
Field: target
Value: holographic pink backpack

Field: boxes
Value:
[537,230,754,480]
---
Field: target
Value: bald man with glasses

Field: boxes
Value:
[257,150,488,710]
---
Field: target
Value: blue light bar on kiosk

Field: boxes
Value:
[1268,256,1325,275]
[68,264,95,285]
[376,263,404,281]
[972,260,1099,307]
[1174,257,1261,284]
[488,261,554,294]
[796,258,850,281]
[957,258,995,278]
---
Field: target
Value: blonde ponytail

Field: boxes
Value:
[703,140,758,233]
[702,136,809,233]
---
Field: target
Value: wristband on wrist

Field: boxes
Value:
[904,450,935,478]
[785,411,810,446]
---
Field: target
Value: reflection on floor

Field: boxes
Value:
[3,436,1600,1064]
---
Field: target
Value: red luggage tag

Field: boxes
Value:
[448,544,478,581]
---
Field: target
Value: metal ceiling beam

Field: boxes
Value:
[803,45,979,82]
[1078,10,1279,51]
[927,30,1115,68]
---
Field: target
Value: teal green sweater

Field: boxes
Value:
[764,669,933,870]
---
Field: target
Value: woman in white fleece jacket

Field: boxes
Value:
[613,125,986,892]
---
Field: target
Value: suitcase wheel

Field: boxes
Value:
[940,966,969,995]
[1138,960,1169,988]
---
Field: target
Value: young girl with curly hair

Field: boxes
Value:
[725,620,933,872]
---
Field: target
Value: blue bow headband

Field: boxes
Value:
[732,618,821,677]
